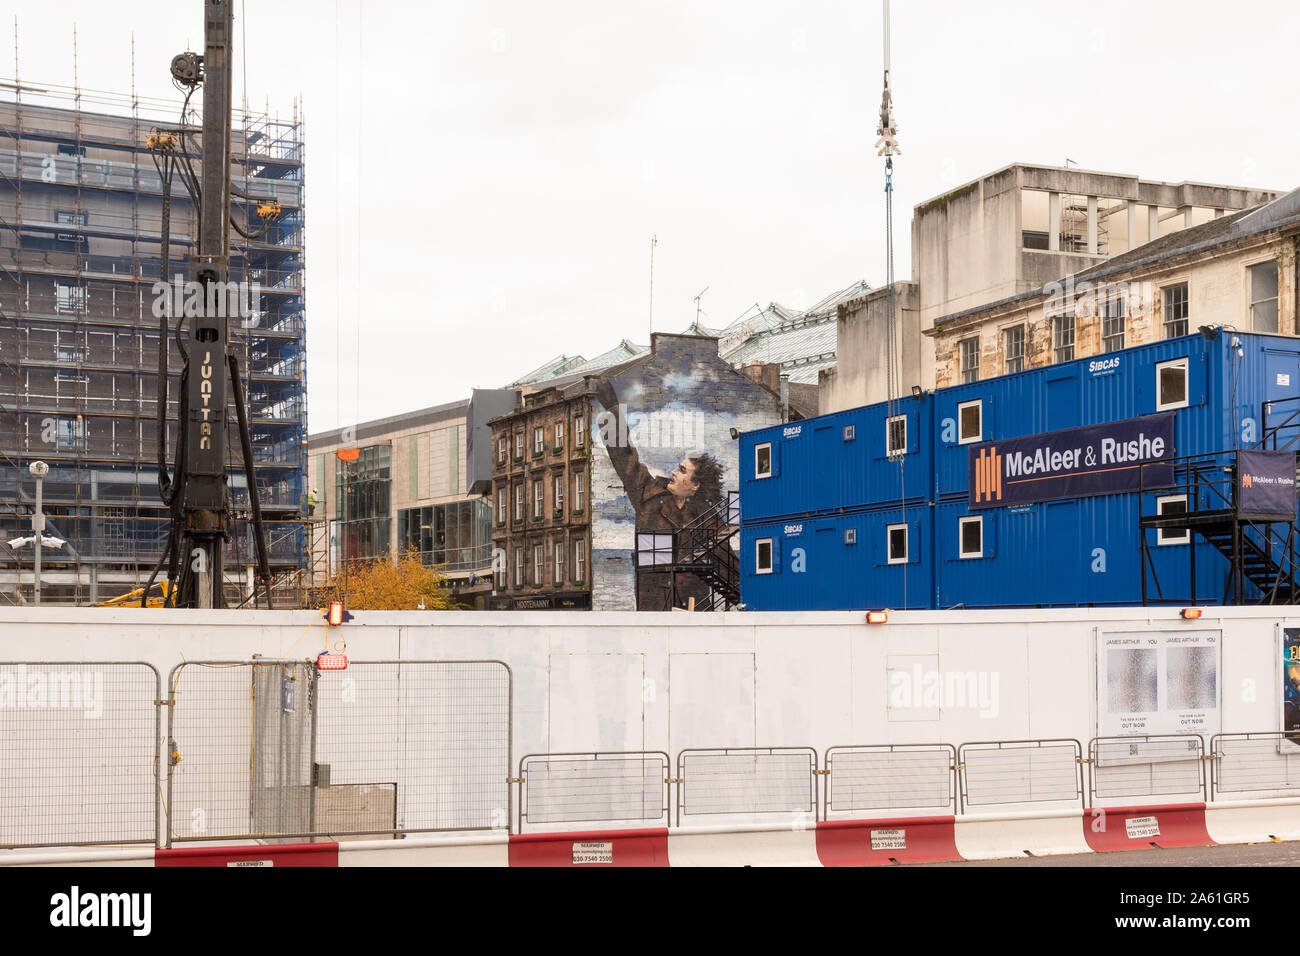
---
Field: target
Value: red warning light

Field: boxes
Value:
[316,652,348,671]
[866,610,889,624]
[1182,607,1204,620]
[328,600,344,626]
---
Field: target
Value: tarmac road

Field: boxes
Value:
[920,839,1300,866]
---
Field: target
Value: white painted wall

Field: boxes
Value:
[0,606,1294,841]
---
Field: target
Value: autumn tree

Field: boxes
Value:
[320,549,454,610]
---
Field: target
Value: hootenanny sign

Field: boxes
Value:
[969,413,1175,508]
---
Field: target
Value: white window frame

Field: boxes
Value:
[497,438,506,464]
[533,427,544,454]
[754,442,773,479]
[574,472,585,511]
[886,414,907,457]
[887,523,908,564]
[755,537,774,575]
[1052,312,1075,363]
[959,515,983,559]
[514,483,524,521]
[514,549,524,587]
[554,474,565,512]
[513,431,523,458]
[575,415,586,447]
[1249,260,1280,333]
[1101,295,1126,352]
[1003,324,1025,374]
[959,336,980,384]
[1162,282,1190,339]
[1156,494,1191,546]
[555,421,565,448]
[957,400,982,445]
[497,486,506,522]
[532,544,544,586]
[1155,357,1189,412]
[574,538,586,582]
[533,479,544,518]
[554,540,565,585]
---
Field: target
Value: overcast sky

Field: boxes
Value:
[7,1,1300,433]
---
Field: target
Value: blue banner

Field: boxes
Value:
[1237,450,1297,517]
[969,413,1176,509]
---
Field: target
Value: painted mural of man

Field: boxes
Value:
[595,378,725,610]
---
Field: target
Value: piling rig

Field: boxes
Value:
[141,0,272,608]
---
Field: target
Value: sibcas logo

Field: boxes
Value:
[783,523,803,536]
[1242,473,1253,488]
[973,445,1003,503]
[782,425,803,438]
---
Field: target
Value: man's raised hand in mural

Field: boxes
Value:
[594,376,725,531]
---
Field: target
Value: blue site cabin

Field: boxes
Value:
[738,329,1300,611]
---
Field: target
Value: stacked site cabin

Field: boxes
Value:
[739,330,1300,610]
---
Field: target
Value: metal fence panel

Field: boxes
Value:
[167,659,512,843]
[1089,735,1205,803]
[519,752,668,830]
[0,661,159,848]
[167,660,310,843]
[677,747,816,824]
[251,662,315,838]
[314,661,511,836]
[824,744,957,817]
[958,739,1084,811]
[1211,732,1300,798]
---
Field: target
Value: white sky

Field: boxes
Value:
[6,1,1299,433]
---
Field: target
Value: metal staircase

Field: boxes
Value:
[1139,451,1300,606]
[667,491,741,611]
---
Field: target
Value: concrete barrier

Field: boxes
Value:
[955,808,1091,860]
[668,824,820,866]
[508,828,669,867]
[338,834,509,867]
[816,816,960,866]
[1082,803,1212,852]
[1205,797,1300,846]
[155,842,339,867]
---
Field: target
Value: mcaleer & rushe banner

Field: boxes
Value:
[969,413,1176,508]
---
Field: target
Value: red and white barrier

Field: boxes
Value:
[9,798,1300,866]
[817,816,960,866]
[1081,803,1212,852]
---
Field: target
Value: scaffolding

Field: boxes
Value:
[0,75,307,606]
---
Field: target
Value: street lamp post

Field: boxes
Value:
[30,461,48,607]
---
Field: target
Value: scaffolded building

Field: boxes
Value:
[0,79,307,605]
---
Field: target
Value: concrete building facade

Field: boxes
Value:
[822,164,1285,411]
[307,399,495,607]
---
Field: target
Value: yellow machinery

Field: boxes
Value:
[95,581,173,608]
